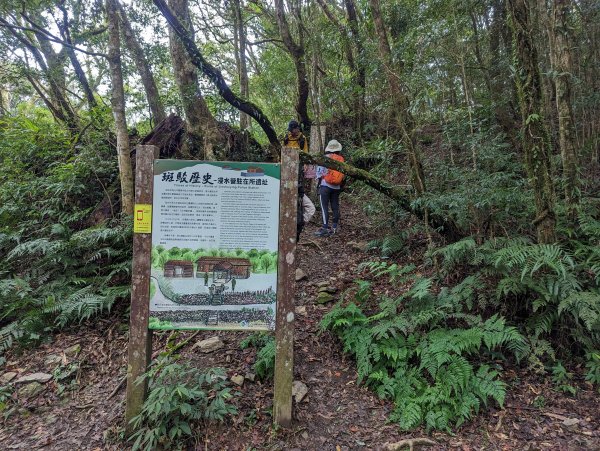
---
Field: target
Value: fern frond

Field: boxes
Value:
[7,238,66,260]
[0,321,23,353]
[559,291,600,334]
[494,243,574,280]
[473,365,506,407]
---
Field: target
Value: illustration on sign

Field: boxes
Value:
[149,160,280,331]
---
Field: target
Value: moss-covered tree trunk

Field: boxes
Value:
[168,0,221,159]
[551,0,579,214]
[508,0,556,243]
[488,0,519,143]
[345,0,366,137]
[274,0,311,131]
[232,0,251,130]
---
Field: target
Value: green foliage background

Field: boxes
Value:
[151,246,278,274]
[0,0,598,440]
[0,110,132,352]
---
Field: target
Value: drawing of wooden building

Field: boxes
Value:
[196,257,251,279]
[163,260,194,278]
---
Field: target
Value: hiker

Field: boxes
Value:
[315,139,345,237]
[282,119,309,242]
[282,119,308,152]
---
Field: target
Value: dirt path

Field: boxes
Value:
[1,197,599,450]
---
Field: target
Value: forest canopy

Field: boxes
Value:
[0,0,599,442]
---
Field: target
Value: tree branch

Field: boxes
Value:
[1,18,108,58]
[152,0,280,153]
[247,38,284,46]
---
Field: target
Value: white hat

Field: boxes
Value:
[325,139,342,153]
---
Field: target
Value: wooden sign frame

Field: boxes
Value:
[124,145,298,433]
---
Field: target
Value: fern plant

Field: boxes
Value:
[321,270,526,431]
[428,208,600,381]
[129,356,237,451]
[0,116,131,353]
[0,218,132,352]
[240,332,276,380]
[585,351,600,386]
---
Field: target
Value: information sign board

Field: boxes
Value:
[149,160,280,331]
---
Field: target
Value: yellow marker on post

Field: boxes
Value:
[133,204,152,233]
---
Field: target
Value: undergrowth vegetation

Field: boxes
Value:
[321,264,525,431]
[240,332,276,380]
[332,127,600,431]
[129,355,237,451]
[0,112,131,353]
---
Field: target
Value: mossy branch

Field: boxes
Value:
[299,151,459,236]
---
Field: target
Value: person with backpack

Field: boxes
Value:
[282,120,308,152]
[314,140,345,237]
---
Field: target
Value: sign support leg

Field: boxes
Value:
[273,147,298,428]
[125,145,157,435]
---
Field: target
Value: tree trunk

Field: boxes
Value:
[298,151,459,238]
[167,0,221,159]
[117,0,166,125]
[368,0,426,195]
[551,0,579,213]
[315,0,355,74]
[345,0,366,137]
[106,0,134,215]
[232,0,251,130]
[1,19,76,130]
[153,0,280,160]
[489,0,518,139]
[274,0,311,131]
[508,0,557,243]
[32,31,78,131]
[315,0,365,136]
[57,1,97,110]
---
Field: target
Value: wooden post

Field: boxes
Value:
[273,147,299,428]
[124,145,157,434]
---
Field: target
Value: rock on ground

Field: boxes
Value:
[17,382,44,399]
[316,292,334,304]
[295,306,307,316]
[14,373,52,384]
[231,375,244,386]
[192,336,224,353]
[64,344,81,356]
[295,268,308,282]
[0,372,18,384]
[292,380,308,403]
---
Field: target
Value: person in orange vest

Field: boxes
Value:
[315,140,345,237]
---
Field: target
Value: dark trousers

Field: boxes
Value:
[319,185,340,227]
